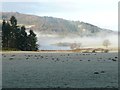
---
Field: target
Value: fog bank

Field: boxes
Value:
[35,32,118,50]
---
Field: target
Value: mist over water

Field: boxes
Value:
[36,32,118,50]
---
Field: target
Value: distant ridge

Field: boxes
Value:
[0,12,117,37]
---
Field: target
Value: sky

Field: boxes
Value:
[1,0,119,31]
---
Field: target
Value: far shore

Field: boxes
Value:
[0,49,118,54]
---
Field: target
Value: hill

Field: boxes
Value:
[0,12,117,37]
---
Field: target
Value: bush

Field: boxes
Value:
[2,47,21,51]
[104,49,109,53]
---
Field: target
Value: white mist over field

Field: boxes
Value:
[35,32,118,50]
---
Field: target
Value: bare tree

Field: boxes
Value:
[103,39,111,48]
[70,43,82,50]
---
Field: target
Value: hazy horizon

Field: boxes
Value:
[1,0,118,31]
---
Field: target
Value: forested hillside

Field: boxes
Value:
[0,12,116,37]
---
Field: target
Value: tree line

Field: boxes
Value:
[2,16,38,51]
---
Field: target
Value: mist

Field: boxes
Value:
[35,31,118,50]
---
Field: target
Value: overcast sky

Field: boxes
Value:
[1,0,119,31]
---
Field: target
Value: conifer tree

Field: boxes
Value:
[2,16,39,51]
[18,26,27,50]
[2,19,6,47]
[27,30,38,51]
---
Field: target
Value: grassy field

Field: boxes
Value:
[2,51,118,88]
